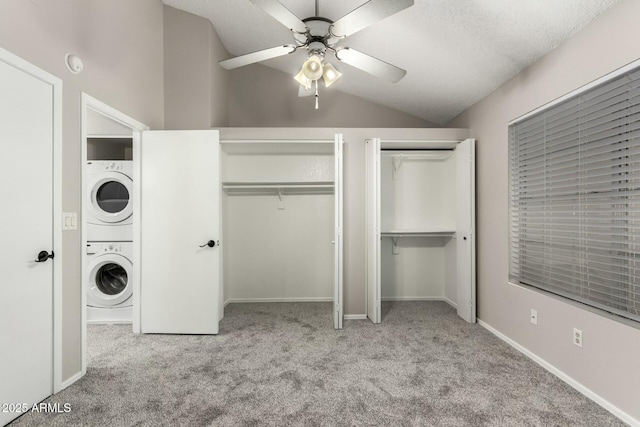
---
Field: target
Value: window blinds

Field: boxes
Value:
[509,66,640,323]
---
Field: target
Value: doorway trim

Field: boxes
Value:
[80,93,148,376]
[0,47,63,394]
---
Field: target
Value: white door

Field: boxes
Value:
[366,138,381,323]
[334,134,344,329]
[0,54,56,425]
[139,130,221,334]
[456,138,476,323]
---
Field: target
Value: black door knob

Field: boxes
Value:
[199,240,216,248]
[35,251,54,262]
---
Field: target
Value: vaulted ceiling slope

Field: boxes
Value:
[162,0,622,125]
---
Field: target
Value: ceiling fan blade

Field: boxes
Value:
[335,47,406,83]
[298,85,314,97]
[219,45,297,70]
[249,0,307,33]
[331,0,414,38]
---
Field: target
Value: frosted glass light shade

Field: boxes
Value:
[322,63,342,87]
[302,55,323,80]
[294,69,312,89]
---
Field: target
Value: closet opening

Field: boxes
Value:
[366,139,475,324]
[220,136,344,330]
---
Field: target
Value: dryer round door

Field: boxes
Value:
[87,171,133,223]
[87,254,133,307]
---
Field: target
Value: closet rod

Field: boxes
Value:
[222,183,334,189]
[383,152,453,159]
[380,139,463,144]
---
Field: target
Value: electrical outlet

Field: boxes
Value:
[530,309,538,325]
[573,328,583,348]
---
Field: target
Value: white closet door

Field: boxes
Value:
[366,138,382,323]
[334,134,344,329]
[455,138,476,323]
[139,130,221,334]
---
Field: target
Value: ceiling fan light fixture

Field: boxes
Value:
[294,69,312,89]
[302,55,323,80]
[322,63,342,87]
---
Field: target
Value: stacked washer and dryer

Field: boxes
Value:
[86,160,134,323]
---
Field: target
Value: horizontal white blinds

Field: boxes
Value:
[509,67,640,323]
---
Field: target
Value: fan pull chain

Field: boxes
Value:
[314,79,319,109]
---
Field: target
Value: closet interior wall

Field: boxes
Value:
[380,150,458,305]
[220,135,336,305]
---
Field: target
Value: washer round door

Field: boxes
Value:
[87,254,133,307]
[87,171,133,223]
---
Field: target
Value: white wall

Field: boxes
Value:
[0,0,164,383]
[448,0,640,421]
[224,194,334,302]
[221,145,335,303]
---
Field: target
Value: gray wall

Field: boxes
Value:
[163,6,230,129]
[0,0,164,382]
[448,0,640,420]
[227,63,434,128]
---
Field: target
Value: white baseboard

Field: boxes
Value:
[60,371,82,391]
[443,297,457,308]
[224,299,231,307]
[381,296,447,301]
[381,296,457,309]
[478,320,639,427]
[225,297,333,304]
[344,314,367,320]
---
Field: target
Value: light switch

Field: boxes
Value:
[62,212,78,230]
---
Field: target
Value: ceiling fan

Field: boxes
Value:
[219,0,414,108]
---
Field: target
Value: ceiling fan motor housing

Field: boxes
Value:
[295,18,339,50]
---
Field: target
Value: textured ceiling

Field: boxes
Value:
[162,0,622,125]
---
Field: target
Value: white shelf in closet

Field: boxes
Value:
[222,181,335,195]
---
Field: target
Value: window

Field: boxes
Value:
[509,64,640,323]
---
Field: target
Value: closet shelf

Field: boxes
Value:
[222,182,334,195]
[382,230,456,238]
[87,134,133,139]
[382,151,453,161]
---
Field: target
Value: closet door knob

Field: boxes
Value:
[199,240,216,248]
[463,236,467,240]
